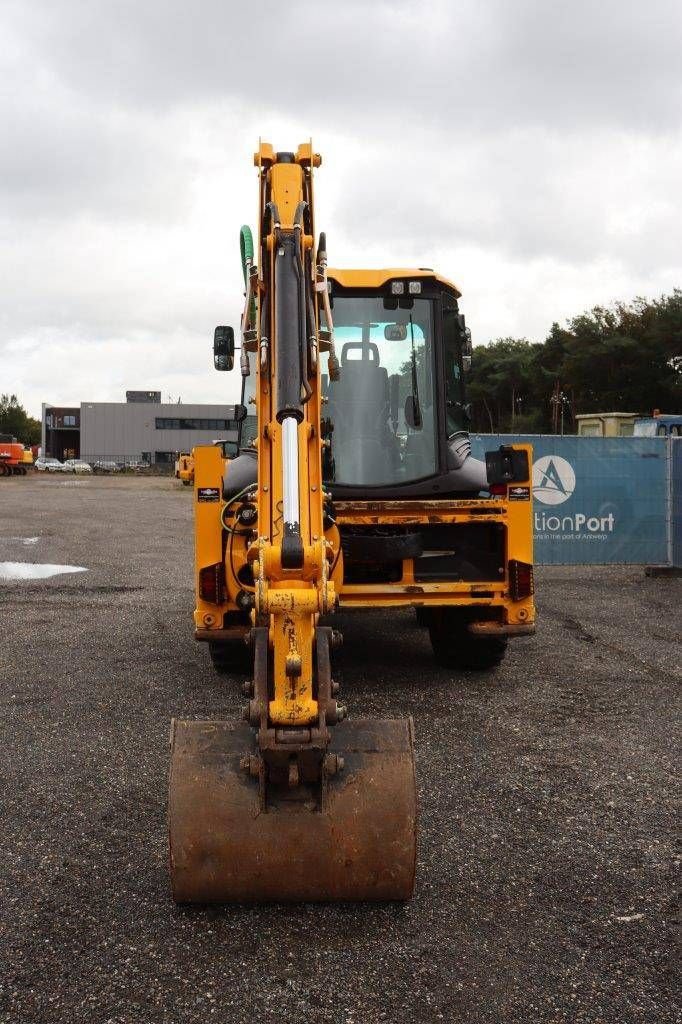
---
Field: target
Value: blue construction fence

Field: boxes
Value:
[470,434,681,566]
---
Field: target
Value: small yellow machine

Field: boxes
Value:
[174,452,193,486]
[168,143,535,902]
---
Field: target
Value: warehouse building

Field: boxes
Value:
[41,392,252,465]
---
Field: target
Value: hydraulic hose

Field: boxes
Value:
[239,226,254,285]
[240,225,256,323]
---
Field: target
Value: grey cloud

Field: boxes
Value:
[1,0,681,417]
[5,0,682,131]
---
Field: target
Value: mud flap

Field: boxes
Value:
[168,717,417,903]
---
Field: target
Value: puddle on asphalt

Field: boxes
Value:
[0,562,87,581]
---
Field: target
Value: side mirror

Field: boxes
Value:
[233,403,247,423]
[214,326,234,371]
[404,394,422,430]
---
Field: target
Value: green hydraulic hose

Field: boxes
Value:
[239,225,256,323]
[239,225,254,283]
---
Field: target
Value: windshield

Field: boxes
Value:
[321,294,437,487]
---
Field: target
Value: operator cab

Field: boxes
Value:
[320,269,486,499]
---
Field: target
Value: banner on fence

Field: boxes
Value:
[470,434,671,566]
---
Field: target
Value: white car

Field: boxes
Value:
[63,459,93,474]
[34,457,65,473]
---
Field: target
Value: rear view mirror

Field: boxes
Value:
[214,326,234,371]
[384,323,407,341]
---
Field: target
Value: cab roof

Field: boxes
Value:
[327,267,461,298]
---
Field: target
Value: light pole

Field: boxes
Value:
[550,390,571,435]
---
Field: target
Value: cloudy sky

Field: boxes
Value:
[2,0,681,417]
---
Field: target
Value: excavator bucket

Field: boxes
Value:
[168,717,417,903]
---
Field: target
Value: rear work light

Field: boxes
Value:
[199,562,226,604]
[509,559,534,601]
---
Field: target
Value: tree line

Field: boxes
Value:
[466,290,682,433]
[0,394,41,445]
[3,290,680,445]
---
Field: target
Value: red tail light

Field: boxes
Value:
[199,562,226,603]
[509,559,534,601]
[489,483,507,497]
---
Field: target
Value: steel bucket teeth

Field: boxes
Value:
[168,718,417,903]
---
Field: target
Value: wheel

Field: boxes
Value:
[208,640,250,675]
[414,607,430,627]
[427,608,507,670]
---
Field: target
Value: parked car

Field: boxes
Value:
[93,460,118,473]
[34,457,65,473]
[63,459,93,474]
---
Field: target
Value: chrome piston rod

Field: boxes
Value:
[282,415,300,533]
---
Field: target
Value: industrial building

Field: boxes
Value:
[41,392,251,465]
[575,412,639,437]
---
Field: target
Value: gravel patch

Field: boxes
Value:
[0,475,678,1023]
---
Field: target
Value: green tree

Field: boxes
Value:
[467,290,682,433]
[0,395,41,445]
[557,291,682,416]
[467,338,545,433]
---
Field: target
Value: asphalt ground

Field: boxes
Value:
[0,475,679,1024]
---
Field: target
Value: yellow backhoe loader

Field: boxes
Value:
[168,143,535,902]
[174,452,193,486]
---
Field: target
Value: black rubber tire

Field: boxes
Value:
[415,607,430,627]
[208,640,250,675]
[427,608,507,671]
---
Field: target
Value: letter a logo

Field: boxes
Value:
[532,455,576,505]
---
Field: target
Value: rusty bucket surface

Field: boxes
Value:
[168,717,417,903]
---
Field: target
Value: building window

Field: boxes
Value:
[64,415,76,426]
[154,451,175,464]
[155,417,237,430]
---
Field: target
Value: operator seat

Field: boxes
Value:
[326,341,396,485]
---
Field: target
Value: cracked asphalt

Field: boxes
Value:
[0,475,679,1023]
